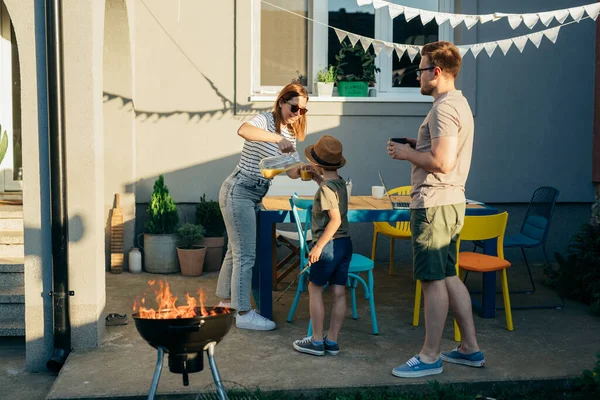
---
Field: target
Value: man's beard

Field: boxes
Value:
[420,84,433,96]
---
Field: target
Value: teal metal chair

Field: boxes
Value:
[286,193,379,335]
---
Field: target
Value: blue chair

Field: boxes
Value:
[286,193,379,335]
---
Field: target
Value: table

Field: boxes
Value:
[254,195,498,320]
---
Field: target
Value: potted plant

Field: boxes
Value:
[177,223,206,276]
[142,175,180,273]
[196,194,226,272]
[315,66,336,97]
[334,41,381,97]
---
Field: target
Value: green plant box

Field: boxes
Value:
[337,81,369,97]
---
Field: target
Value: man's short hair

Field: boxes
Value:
[421,41,462,79]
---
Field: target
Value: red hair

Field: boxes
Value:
[273,83,309,141]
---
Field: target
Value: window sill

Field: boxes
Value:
[250,94,432,103]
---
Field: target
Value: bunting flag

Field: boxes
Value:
[356,0,600,30]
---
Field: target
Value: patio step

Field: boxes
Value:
[0,286,25,333]
[0,230,24,258]
[0,319,25,336]
[0,257,24,287]
[0,204,24,231]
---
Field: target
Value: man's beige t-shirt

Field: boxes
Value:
[312,178,350,241]
[410,90,474,209]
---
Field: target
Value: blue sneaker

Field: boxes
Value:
[293,336,325,356]
[392,355,443,378]
[323,335,340,355]
[441,347,485,367]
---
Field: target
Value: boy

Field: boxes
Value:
[293,135,351,356]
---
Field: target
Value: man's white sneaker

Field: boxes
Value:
[235,309,276,331]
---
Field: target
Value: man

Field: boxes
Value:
[387,41,485,378]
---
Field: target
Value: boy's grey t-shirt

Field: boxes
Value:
[312,178,350,241]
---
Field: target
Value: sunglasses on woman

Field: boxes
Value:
[284,99,308,115]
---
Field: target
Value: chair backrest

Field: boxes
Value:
[267,175,318,196]
[375,185,412,232]
[289,193,314,268]
[458,212,509,259]
[520,187,559,243]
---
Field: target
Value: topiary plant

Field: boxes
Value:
[195,194,225,237]
[145,175,179,234]
[177,223,205,249]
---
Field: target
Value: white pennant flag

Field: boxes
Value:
[484,42,497,57]
[372,40,386,56]
[554,9,569,24]
[527,32,543,48]
[384,42,395,57]
[470,44,484,59]
[497,39,512,55]
[543,25,561,44]
[372,0,387,10]
[348,33,360,47]
[479,14,495,24]
[389,5,404,19]
[522,14,539,29]
[464,16,479,29]
[508,15,522,29]
[435,13,450,25]
[457,46,469,58]
[357,0,373,6]
[334,29,347,44]
[537,11,555,27]
[449,14,465,27]
[569,6,585,22]
[584,4,600,21]
[394,45,407,60]
[420,10,436,25]
[360,37,373,51]
[406,46,419,62]
[403,7,420,22]
[512,35,528,53]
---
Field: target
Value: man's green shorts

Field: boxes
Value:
[409,203,466,281]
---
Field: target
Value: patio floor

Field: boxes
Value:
[46,262,600,399]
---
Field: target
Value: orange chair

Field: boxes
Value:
[371,185,412,275]
[413,212,514,342]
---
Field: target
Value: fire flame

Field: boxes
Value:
[133,280,230,319]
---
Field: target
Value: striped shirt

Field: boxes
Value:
[238,112,297,177]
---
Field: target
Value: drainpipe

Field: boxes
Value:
[45,0,73,373]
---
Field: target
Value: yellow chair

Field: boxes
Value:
[412,212,514,342]
[371,185,412,275]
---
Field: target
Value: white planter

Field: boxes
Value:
[315,82,334,97]
[141,233,179,274]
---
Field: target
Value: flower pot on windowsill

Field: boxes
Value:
[177,245,207,277]
[337,81,369,97]
[315,82,334,97]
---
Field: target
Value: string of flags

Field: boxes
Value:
[262,0,596,60]
[357,0,600,30]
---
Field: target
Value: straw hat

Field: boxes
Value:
[304,135,346,170]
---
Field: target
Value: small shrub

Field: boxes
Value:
[145,175,179,234]
[177,223,205,249]
[196,194,225,237]
[316,66,336,83]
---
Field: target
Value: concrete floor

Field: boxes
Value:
[45,262,600,399]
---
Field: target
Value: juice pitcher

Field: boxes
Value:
[259,152,303,179]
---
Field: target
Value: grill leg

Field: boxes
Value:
[206,342,228,400]
[148,346,165,400]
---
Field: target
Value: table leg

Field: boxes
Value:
[257,212,274,320]
[480,238,498,318]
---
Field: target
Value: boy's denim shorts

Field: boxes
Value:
[309,237,352,286]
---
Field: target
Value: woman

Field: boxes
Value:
[216,83,309,330]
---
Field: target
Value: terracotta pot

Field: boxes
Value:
[199,237,225,272]
[177,246,207,277]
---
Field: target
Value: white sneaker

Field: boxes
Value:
[217,301,231,309]
[235,309,276,331]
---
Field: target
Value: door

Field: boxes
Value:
[0,3,22,192]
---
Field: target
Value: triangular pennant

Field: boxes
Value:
[403,7,420,22]
[554,9,569,24]
[527,32,543,48]
[449,14,465,27]
[457,46,469,58]
[420,10,436,25]
[584,4,600,21]
[372,0,387,10]
[464,16,478,29]
[512,35,528,53]
[522,13,539,29]
[435,13,450,25]
[508,15,522,29]
[537,11,554,27]
[497,39,512,55]
[406,46,419,62]
[543,25,561,44]
[479,14,495,24]
[359,37,373,51]
[384,42,395,56]
[372,40,386,56]
[470,44,484,59]
[569,6,585,22]
[348,33,360,47]
[394,45,406,60]
[334,29,347,44]
[484,42,497,57]
[357,0,373,6]
[389,4,404,19]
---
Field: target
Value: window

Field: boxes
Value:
[252,0,453,99]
